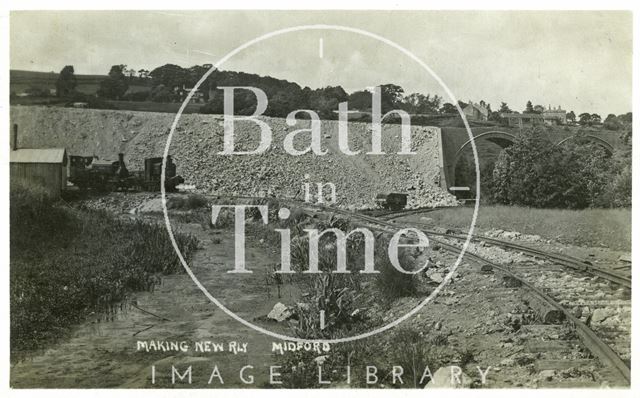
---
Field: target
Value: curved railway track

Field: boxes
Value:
[433,236,631,384]
[373,208,631,289]
[206,195,631,384]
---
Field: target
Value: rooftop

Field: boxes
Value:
[10,148,67,164]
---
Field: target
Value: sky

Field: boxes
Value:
[10,10,633,116]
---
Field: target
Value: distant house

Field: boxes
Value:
[542,105,567,125]
[180,85,205,102]
[501,105,567,128]
[9,125,68,198]
[462,101,489,121]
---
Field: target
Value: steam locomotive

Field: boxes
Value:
[69,153,184,192]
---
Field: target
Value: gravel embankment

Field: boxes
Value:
[11,106,457,209]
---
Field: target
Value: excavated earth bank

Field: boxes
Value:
[11,106,457,209]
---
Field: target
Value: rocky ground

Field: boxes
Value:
[11,106,458,209]
[12,193,623,388]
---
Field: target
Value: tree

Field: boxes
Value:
[533,105,545,114]
[499,102,511,113]
[379,84,405,112]
[402,93,441,114]
[97,65,129,100]
[149,64,190,89]
[440,102,457,114]
[148,84,175,102]
[618,112,632,123]
[138,69,150,79]
[307,86,348,119]
[567,111,576,123]
[602,114,620,131]
[524,101,534,114]
[348,90,372,111]
[591,113,602,124]
[490,127,612,209]
[578,112,592,126]
[55,65,77,97]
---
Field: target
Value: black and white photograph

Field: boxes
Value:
[3,3,637,394]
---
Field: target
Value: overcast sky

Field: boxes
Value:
[10,10,632,116]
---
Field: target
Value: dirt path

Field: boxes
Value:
[10,222,294,388]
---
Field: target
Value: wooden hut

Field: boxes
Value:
[10,125,68,198]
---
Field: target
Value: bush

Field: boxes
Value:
[375,241,417,300]
[490,128,616,209]
[595,149,632,207]
[391,328,436,387]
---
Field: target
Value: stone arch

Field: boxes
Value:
[453,131,517,166]
[556,135,614,155]
[449,131,516,192]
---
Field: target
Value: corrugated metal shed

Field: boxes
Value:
[10,148,67,164]
[10,148,68,198]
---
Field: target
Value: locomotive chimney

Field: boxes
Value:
[116,152,129,178]
[12,124,18,151]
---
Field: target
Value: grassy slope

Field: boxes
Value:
[10,186,199,358]
[427,205,631,251]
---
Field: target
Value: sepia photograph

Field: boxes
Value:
[3,3,637,394]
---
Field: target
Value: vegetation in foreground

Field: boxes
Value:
[10,183,199,359]
[426,205,631,251]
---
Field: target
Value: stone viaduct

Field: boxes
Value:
[437,126,621,191]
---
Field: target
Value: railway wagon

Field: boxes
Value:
[143,157,184,191]
[375,193,408,211]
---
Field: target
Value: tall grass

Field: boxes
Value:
[10,184,199,359]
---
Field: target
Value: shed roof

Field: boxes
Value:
[10,148,67,164]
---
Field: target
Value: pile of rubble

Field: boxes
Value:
[484,229,546,243]
[12,106,458,209]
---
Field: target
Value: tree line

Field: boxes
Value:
[51,64,631,127]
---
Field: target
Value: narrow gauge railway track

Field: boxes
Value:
[359,206,445,220]
[377,207,446,221]
[434,237,631,385]
[205,195,630,384]
[353,208,631,384]
[377,212,631,289]
[207,195,630,288]
[444,232,631,288]
[343,205,632,383]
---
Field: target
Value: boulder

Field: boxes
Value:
[539,369,555,381]
[591,307,615,324]
[267,302,293,322]
[429,272,444,283]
